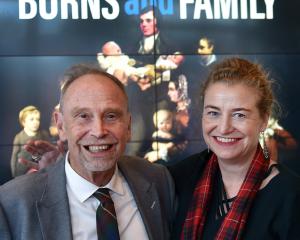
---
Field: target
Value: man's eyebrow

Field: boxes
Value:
[70,107,90,115]
[204,105,219,110]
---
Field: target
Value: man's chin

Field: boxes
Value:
[144,33,153,37]
[83,160,116,173]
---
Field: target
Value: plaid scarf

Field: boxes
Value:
[181,147,269,240]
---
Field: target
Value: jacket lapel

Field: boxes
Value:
[118,156,162,240]
[36,158,73,240]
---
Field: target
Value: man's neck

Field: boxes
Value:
[143,32,159,40]
[68,158,116,187]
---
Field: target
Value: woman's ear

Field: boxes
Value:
[261,114,270,132]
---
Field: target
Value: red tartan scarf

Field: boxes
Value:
[181,147,270,240]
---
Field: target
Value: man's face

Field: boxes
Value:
[140,10,158,37]
[57,74,131,180]
[197,39,213,55]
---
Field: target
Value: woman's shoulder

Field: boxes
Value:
[262,164,300,198]
[275,164,300,192]
[168,149,210,184]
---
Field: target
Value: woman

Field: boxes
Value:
[170,57,300,239]
[167,74,191,135]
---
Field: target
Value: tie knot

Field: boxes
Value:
[93,188,113,204]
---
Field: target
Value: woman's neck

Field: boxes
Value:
[218,154,254,198]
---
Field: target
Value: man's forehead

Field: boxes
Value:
[140,10,154,19]
[69,74,118,89]
[63,74,128,108]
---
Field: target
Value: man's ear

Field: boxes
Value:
[54,111,67,142]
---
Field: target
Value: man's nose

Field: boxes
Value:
[91,119,107,138]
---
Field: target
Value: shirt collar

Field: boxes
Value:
[143,32,159,41]
[65,151,125,203]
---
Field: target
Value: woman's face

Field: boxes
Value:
[168,82,179,103]
[23,111,40,133]
[202,83,268,164]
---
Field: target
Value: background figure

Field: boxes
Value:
[261,116,298,162]
[10,105,50,177]
[137,6,171,55]
[49,104,60,141]
[168,75,191,135]
[155,52,186,84]
[145,109,174,162]
[197,37,217,67]
[186,37,219,146]
[97,41,142,85]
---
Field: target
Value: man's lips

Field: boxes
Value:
[83,144,114,153]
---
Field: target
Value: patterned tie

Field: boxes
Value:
[93,188,120,240]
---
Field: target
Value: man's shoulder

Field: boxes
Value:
[169,150,208,174]
[0,171,46,204]
[118,155,172,186]
[0,158,64,201]
[119,155,167,173]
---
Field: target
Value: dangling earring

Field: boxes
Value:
[207,144,210,153]
[260,131,269,159]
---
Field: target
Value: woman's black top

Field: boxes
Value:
[169,150,300,240]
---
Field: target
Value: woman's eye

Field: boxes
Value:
[233,112,246,119]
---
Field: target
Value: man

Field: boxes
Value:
[137,6,170,55]
[0,64,175,240]
[197,37,217,67]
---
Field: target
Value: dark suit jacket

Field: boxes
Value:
[0,156,175,240]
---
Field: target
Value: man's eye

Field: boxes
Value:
[106,113,117,121]
[207,111,219,117]
[78,113,89,119]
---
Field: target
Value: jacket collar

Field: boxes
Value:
[36,157,73,240]
[118,156,162,240]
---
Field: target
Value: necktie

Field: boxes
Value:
[93,188,120,240]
